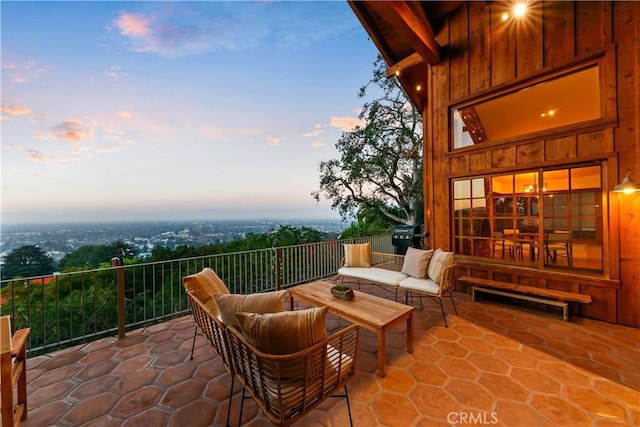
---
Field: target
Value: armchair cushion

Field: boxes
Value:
[401,247,434,279]
[213,290,287,329]
[343,243,371,267]
[427,249,455,284]
[182,268,230,316]
[236,306,328,355]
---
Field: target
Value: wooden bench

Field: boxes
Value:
[458,276,592,322]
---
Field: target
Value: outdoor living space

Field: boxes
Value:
[20,279,640,427]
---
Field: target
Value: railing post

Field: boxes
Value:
[111,250,126,339]
[275,248,282,290]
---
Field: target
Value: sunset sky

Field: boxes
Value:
[1,1,379,224]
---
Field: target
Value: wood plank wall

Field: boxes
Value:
[424,1,639,326]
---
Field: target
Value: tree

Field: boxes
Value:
[339,205,398,239]
[312,55,423,225]
[57,240,136,271]
[1,245,55,280]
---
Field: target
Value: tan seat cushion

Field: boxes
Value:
[401,247,434,279]
[337,267,407,286]
[213,290,288,329]
[343,243,371,267]
[182,268,230,316]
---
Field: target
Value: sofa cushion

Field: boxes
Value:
[398,276,440,295]
[343,243,371,267]
[427,249,455,284]
[401,247,434,278]
[338,267,407,287]
[182,268,230,316]
[236,306,328,355]
[213,290,288,329]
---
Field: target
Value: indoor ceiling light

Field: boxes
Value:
[613,169,640,194]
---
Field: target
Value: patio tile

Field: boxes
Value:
[478,372,530,401]
[60,392,119,425]
[155,362,196,387]
[18,286,640,427]
[510,366,561,393]
[168,400,218,427]
[445,378,495,410]
[373,392,420,426]
[410,384,460,420]
[70,375,119,399]
[111,368,158,394]
[530,394,592,425]
[112,385,164,418]
[160,378,206,409]
[376,366,416,393]
[410,361,449,386]
[75,359,118,381]
[563,385,628,421]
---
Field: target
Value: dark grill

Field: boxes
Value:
[391,224,427,255]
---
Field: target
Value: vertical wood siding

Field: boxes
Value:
[425,1,639,326]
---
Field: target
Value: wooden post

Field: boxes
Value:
[111,254,126,339]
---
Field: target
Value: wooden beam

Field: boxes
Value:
[385,52,423,78]
[367,1,441,65]
[348,1,397,69]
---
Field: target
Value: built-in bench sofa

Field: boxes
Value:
[337,244,457,327]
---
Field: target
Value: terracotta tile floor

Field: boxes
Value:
[20,278,640,427]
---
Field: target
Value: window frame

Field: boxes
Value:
[451,164,605,273]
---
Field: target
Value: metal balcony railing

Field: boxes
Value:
[0,234,393,356]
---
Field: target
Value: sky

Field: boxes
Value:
[1,1,380,225]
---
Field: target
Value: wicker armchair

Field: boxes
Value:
[1,316,30,427]
[184,290,235,426]
[227,323,359,427]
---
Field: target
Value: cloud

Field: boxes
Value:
[1,104,31,116]
[267,136,280,146]
[35,119,94,143]
[330,116,364,131]
[311,141,326,148]
[116,12,152,38]
[95,145,121,153]
[200,125,265,141]
[110,2,358,57]
[26,149,47,162]
[302,129,324,137]
[115,110,134,119]
[1,60,51,84]
[105,65,128,81]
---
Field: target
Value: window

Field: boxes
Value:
[452,165,603,272]
[452,65,602,149]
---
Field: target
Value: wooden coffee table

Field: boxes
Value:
[289,280,414,377]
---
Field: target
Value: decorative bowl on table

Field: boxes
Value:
[331,285,355,301]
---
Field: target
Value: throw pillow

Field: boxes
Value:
[343,243,371,267]
[213,290,288,329]
[401,247,434,278]
[427,249,455,284]
[235,306,328,355]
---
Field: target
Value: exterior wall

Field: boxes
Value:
[424,1,639,326]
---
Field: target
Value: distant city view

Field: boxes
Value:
[0,219,347,264]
